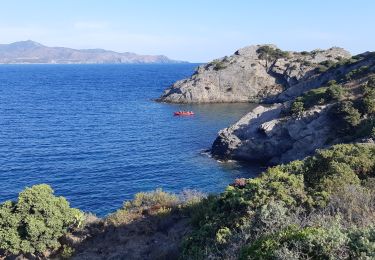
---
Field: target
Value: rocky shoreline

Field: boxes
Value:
[159,44,375,164]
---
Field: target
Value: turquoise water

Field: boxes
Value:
[0,64,259,216]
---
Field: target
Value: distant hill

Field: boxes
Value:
[0,40,187,64]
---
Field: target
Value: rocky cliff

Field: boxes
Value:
[157,44,350,103]
[212,51,375,164]
[211,104,335,164]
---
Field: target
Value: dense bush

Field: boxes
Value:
[330,101,361,133]
[181,144,375,259]
[240,224,348,259]
[290,100,305,118]
[289,83,344,117]
[207,59,228,71]
[303,144,375,183]
[348,227,375,258]
[298,87,327,108]
[0,184,83,256]
[363,86,375,115]
[316,60,337,73]
[213,61,227,71]
[326,81,345,101]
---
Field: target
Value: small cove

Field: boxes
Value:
[0,64,261,216]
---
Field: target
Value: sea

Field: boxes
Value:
[0,64,260,216]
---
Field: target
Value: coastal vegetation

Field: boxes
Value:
[287,72,375,140]
[181,143,375,259]
[2,144,374,259]
[0,184,83,257]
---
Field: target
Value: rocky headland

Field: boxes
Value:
[157,44,350,103]
[159,44,375,164]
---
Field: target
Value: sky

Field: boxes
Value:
[0,0,374,62]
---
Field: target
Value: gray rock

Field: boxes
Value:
[212,104,335,164]
[158,45,350,103]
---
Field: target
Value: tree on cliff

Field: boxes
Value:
[256,46,289,71]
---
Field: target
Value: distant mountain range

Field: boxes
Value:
[0,40,187,64]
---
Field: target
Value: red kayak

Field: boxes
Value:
[174,111,195,116]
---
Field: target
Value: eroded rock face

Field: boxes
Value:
[157,45,350,103]
[211,51,375,164]
[212,104,335,164]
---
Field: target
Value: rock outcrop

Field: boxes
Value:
[157,45,350,103]
[211,51,375,164]
[212,104,335,164]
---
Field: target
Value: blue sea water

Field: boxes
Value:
[0,64,260,216]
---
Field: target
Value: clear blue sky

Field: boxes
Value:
[0,0,374,62]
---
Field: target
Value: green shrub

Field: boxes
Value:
[182,169,307,259]
[290,100,305,118]
[363,86,375,115]
[215,227,232,244]
[241,168,307,209]
[106,189,180,226]
[331,101,361,133]
[349,227,375,258]
[303,144,375,187]
[0,184,82,255]
[302,87,327,106]
[315,59,342,73]
[60,245,75,259]
[240,224,348,259]
[326,83,345,101]
[277,160,305,175]
[289,86,338,117]
[123,188,179,210]
[354,117,375,139]
[256,46,289,66]
[320,161,360,188]
[251,201,296,238]
[294,83,344,110]
[210,59,227,71]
